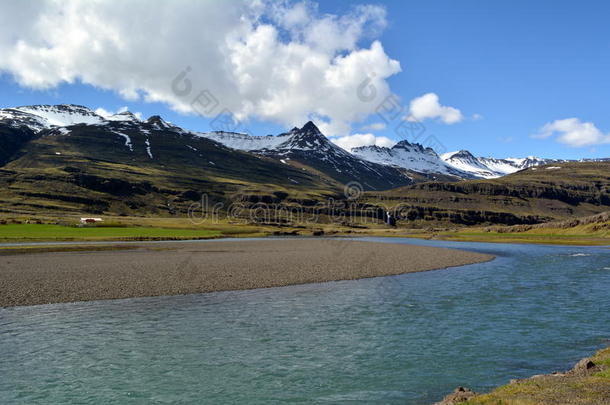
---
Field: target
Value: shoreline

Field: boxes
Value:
[435,345,610,404]
[1,232,608,248]
[0,239,493,308]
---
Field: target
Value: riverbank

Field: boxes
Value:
[435,346,610,404]
[0,239,493,307]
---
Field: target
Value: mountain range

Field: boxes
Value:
[1,104,609,224]
[199,127,556,180]
[1,103,588,186]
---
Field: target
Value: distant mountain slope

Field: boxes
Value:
[488,210,610,234]
[1,104,608,223]
[0,105,342,215]
[350,141,555,180]
[441,150,554,178]
[351,141,469,179]
[199,121,414,190]
[361,161,610,225]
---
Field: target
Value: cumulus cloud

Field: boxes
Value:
[332,133,395,151]
[94,107,117,118]
[95,106,142,120]
[405,93,463,124]
[533,118,610,147]
[0,0,401,136]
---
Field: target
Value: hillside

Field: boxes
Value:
[360,162,610,226]
[0,108,343,216]
[1,104,609,226]
[0,105,426,217]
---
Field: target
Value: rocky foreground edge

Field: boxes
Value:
[434,345,610,404]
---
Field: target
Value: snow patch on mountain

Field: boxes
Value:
[441,151,553,178]
[442,150,555,179]
[0,104,147,134]
[196,131,292,151]
[113,131,133,152]
[14,105,105,127]
[352,141,468,178]
[105,111,140,123]
[440,150,501,178]
[145,138,153,159]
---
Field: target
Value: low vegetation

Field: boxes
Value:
[428,211,610,245]
[0,223,221,242]
[1,210,609,245]
[461,347,610,405]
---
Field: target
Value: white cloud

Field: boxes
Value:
[405,93,463,124]
[95,106,142,120]
[332,133,395,151]
[94,107,115,118]
[534,118,610,147]
[0,1,401,136]
[361,122,386,131]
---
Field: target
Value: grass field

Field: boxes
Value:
[1,213,610,245]
[0,224,222,242]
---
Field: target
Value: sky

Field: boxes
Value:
[0,0,609,160]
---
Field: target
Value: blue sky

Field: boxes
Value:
[1,0,608,159]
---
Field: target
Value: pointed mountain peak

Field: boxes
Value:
[301,121,321,134]
[392,139,437,155]
[147,114,162,122]
[445,149,476,159]
[147,115,170,128]
[393,139,415,148]
[274,121,338,152]
[106,110,140,123]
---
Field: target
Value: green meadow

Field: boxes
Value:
[0,223,221,242]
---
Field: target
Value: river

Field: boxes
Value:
[1,238,609,404]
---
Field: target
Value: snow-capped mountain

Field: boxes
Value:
[0,104,597,186]
[0,104,142,133]
[200,121,413,190]
[440,150,500,178]
[199,122,348,154]
[350,140,556,180]
[197,120,568,180]
[351,141,471,179]
[441,150,555,178]
[0,105,414,191]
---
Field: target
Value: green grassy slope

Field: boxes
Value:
[362,162,610,226]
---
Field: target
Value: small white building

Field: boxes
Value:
[80,217,103,224]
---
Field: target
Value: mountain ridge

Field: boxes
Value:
[2,104,606,184]
[1,104,609,225]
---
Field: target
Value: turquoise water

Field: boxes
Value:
[1,238,609,404]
